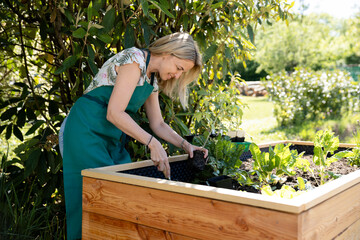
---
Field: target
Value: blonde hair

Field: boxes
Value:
[149,32,202,108]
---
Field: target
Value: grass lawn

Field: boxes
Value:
[239,96,287,143]
[238,96,360,144]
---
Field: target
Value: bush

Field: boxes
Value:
[264,68,360,126]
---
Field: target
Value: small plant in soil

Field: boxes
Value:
[189,130,359,199]
[313,130,351,185]
[249,142,308,187]
[207,135,245,177]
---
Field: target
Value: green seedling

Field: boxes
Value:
[313,130,350,185]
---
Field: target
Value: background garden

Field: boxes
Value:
[0,0,359,239]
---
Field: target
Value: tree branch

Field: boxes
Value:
[18,17,56,133]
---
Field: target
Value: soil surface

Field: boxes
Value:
[237,155,359,193]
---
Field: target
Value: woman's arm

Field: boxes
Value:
[144,92,208,158]
[107,63,170,178]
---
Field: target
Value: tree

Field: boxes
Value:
[254,13,350,73]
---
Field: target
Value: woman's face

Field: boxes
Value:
[159,55,195,81]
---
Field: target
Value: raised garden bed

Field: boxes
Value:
[81,141,360,239]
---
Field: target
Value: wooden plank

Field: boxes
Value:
[85,154,189,173]
[82,168,303,213]
[82,211,195,240]
[292,170,360,211]
[82,164,360,215]
[83,177,299,240]
[298,182,360,239]
[334,217,360,240]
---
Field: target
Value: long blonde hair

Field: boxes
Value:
[149,32,202,108]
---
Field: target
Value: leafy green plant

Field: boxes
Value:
[0,151,65,239]
[313,130,351,185]
[249,142,306,185]
[187,79,245,139]
[197,135,245,177]
[264,68,360,126]
[347,147,360,166]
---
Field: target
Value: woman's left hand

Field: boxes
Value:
[182,140,208,158]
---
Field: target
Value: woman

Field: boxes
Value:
[60,32,208,239]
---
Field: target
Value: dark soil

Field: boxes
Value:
[189,150,208,172]
[237,155,359,194]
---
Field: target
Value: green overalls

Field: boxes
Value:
[62,51,154,239]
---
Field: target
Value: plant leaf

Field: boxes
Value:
[203,44,218,63]
[54,55,79,75]
[102,7,115,32]
[24,148,41,178]
[124,25,135,48]
[13,125,23,141]
[247,24,254,43]
[149,0,175,18]
[72,28,87,38]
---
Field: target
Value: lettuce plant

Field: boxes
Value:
[249,142,306,185]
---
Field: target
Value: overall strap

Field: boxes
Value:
[82,94,107,108]
[142,49,155,86]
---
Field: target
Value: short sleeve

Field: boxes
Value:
[84,47,158,94]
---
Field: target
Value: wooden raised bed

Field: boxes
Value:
[81,141,360,239]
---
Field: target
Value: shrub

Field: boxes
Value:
[263,68,360,126]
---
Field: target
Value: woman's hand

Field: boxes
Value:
[148,137,171,179]
[182,140,208,159]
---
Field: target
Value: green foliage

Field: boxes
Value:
[195,135,245,177]
[230,59,268,82]
[345,122,360,166]
[0,151,65,239]
[249,142,305,185]
[264,68,360,126]
[254,14,359,73]
[313,130,351,185]
[188,79,244,136]
[347,147,360,166]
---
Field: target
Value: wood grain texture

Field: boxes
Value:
[298,182,360,240]
[82,211,196,240]
[334,217,360,240]
[83,177,298,240]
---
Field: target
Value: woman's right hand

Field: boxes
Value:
[148,137,171,179]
